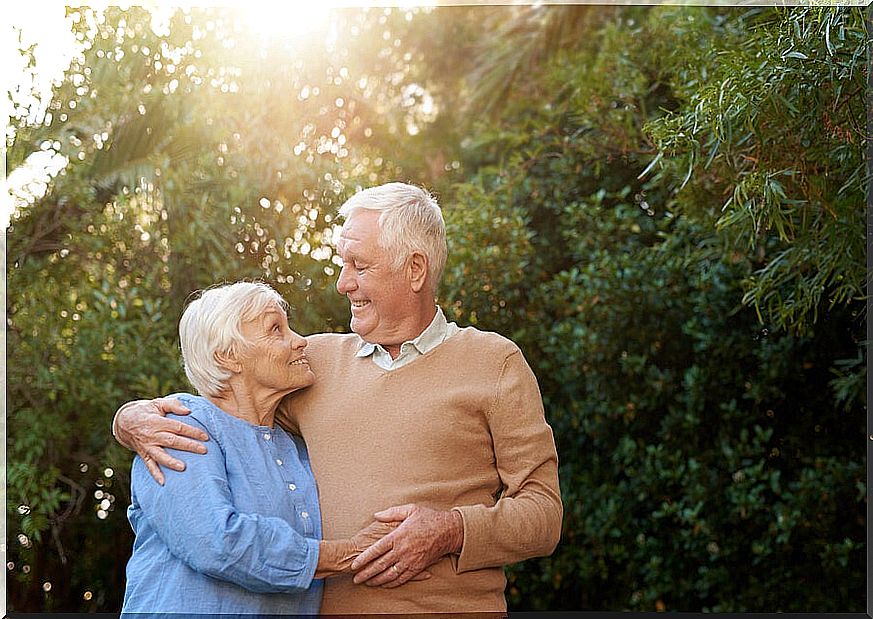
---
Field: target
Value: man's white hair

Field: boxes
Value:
[338,182,447,291]
[179,281,288,397]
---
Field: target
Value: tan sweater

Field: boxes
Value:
[275,327,562,614]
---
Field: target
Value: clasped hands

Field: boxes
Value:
[350,503,464,588]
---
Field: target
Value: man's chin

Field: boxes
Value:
[349,317,370,338]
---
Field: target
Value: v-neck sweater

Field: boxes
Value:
[276,326,562,613]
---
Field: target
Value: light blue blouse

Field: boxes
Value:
[121,393,323,615]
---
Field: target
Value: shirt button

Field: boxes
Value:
[276,459,283,466]
[301,511,309,519]
[288,484,296,491]
[263,433,271,441]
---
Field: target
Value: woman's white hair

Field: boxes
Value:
[338,182,447,291]
[179,281,288,397]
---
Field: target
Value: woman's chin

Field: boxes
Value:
[286,369,316,393]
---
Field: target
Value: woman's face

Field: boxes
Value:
[236,302,315,395]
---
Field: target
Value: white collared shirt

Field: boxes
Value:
[355,306,460,370]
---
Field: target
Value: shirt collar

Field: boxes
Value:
[355,306,449,359]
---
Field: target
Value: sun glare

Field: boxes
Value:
[234,1,336,40]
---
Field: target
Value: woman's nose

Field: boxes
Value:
[291,332,307,349]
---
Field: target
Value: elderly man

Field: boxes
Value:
[113,182,562,613]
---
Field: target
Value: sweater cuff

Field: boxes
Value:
[451,504,487,573]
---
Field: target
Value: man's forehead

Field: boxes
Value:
[338,213,380,249]
[341,208,380,231]
[340,222,368,239]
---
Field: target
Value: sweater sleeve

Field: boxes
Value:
[452,348,563,572]
[131,413,320,593]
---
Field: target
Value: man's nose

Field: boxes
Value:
[337,265,355,294]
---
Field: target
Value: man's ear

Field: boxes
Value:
[214,349,243,375]
[408,251,429,293]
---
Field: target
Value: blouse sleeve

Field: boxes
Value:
[130,414,320,593]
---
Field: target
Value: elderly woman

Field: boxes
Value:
[121,281,403,614]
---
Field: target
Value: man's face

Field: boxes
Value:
[335,210,412,345]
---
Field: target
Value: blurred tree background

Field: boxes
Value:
[6,4,866,612]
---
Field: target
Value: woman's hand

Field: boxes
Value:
[113,398,209,484]
[350,520,400,554]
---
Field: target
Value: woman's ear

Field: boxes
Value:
[214,349,243,374]
[408,251,429,293]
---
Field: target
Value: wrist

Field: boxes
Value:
[445,509,464,555]
[113,401,138,444]
[317,539,356,577]
[338,538,357,569]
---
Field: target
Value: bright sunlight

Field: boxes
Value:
[233,0,335,39]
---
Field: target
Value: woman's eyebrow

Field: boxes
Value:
[259,309,283,324]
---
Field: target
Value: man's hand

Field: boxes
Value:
[350,504,463,588]
[114,398,209,485]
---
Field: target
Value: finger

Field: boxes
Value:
[156,429,208,454]
[146,416,208,447]
[142,455,165,486]
[353,553,398,584]
[351,535,393,571]
[146,445,187,473]
[165,418,209,442]
[379,569,432,588]
[360,564,403,587]
[149,415,209,445]
[374,504,415,522]
[142,455,165,485]
[382,572,412,588]
[384,563,429,588]
[152,397,191,416]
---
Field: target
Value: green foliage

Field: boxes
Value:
[642,7,866,336]
[7,4,865,612]
[442,5,864,611]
